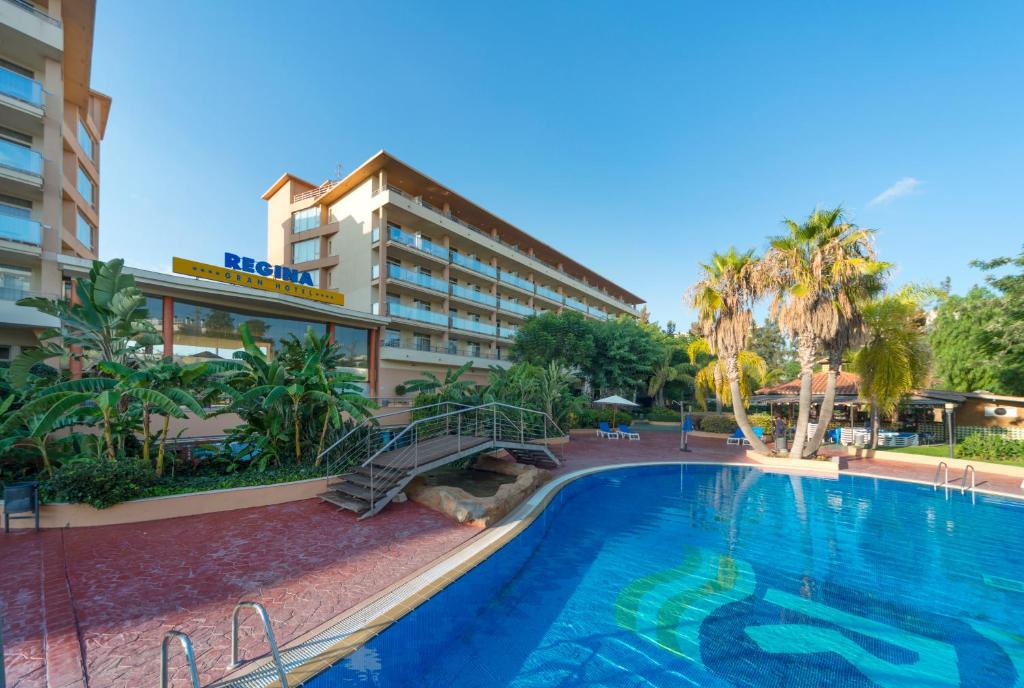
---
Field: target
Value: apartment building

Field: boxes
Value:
[263,151,644,399]
[0,0,109,360]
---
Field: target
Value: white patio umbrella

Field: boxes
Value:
[593,395,639,429]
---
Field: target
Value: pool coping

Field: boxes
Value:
[214,459,1024,687]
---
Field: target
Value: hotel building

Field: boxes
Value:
[0,0,109,361]
[263,151,645,399]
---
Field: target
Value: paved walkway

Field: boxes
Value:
[2,430,1022,687]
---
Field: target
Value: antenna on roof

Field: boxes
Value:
[335,163,344,181]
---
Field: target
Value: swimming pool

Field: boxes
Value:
[306,464,1024,687]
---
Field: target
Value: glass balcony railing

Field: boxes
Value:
[0,139,43,177]
[499,299,535,317]
[499,270,534,292]
[451,316,496,336]
[588,306,609,320]
[0,66,43,107]
[451,283,497,307]
[498,325,519,339]
[387,264,448,294]
[565,297,587,312]
[388,302,448,327]
[535,285,563,304]
[0,213,41,245]
[388,225,448,261]
[3,0,61,25]
[450,251,497,279]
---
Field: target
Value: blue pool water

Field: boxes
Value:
[308,465,1024,687]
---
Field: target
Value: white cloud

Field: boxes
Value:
[868,177,922,207]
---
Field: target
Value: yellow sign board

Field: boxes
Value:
[172,257,345,306]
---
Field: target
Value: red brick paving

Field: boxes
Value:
[2,429,1021,688]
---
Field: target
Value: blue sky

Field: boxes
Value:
[93,1,1024,327]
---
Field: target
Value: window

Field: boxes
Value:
[292,238,320,263]
[171,300,328,363]
[469,342,481,357]
[306,270,320,287]
[291,207,319,232]
[384,329,401,346]
[76,166,95,206]
[0,126,31,145]
[413,332,431,351]
[447,339,458,354]
[76,210,94,250]
[386,293,400,307]
[0,195,31,218]
[0,264,31,300]
[413,299,431,312]
[418,266,431,276]
[78,118,94,160]
[0,345,11,360]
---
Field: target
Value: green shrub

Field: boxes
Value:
[142,465,327,498]
[747,412,773,434]
[642,407,682,422]
[44,458,156,509]
[696,414,737,434]
[572,407,634,429]
[956,434,1024,463]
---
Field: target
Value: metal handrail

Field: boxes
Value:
[961,465,976,494]
[230,601,288,687]
[316,401,470,466]
[933,461,949,489]
[161,630,200,688]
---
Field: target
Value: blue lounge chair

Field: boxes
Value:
[618,423,639,440]
[597,421,619,438]
[726,428,745,445]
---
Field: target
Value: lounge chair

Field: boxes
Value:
[597,421,620,438]
[618,424,639,440]
[726,428,744,445]
[742,427,765,447]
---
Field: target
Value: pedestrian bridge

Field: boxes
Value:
[316,401,566,519]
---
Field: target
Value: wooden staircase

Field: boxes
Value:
[316,402,564,519]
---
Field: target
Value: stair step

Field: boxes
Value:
[330,481,377,501]
[318,491,369,513]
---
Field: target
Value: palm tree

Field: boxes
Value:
[688,248,771,453]
[688,339,767,411]
[647,345,694,408]
[765,207,887,458]
[852,289,931,448]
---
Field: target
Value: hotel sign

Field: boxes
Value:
[172,255,344,306]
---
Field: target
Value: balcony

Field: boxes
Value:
[0,65,43,109]
[535,285,563,304]
[498,325,518,340]
[0,213,40,245]
[451,283,497,308]
[388,225,448,262]
[450,251,497,279]
[387,264,448,295]
[588,306,609,320]
[451,315,496,337]
[383,338,501,361]
[498,270,534,293]
[380,183,641,316]
[388,302,448,327]
[565,297,587,313]
[499,298,534,317]
[0,139,42,179]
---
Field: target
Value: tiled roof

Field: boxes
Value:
[756,371,861,397]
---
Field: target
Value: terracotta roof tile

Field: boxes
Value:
[756,371,861,396]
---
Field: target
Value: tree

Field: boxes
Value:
[765,207,886,458]
[931,246,1024,395]
[852,290,931,448]
[688,247,771,453]
[747,319,797,385]
[687,338,766,411]
[647,343,694,407]
[583,317,664,397]
[930,287,1002,392]
[510,311,596,370]
[396,360,479,403]
[12,259,161,384]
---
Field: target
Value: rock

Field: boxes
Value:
[406,460,552,527]
[392,491,407,503]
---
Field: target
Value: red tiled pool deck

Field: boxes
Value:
[2,430,1022,687]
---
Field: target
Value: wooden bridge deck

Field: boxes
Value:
[369,434,492,471]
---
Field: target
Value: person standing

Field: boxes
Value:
[774,415,787,453]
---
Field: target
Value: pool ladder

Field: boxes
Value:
[160,601,289,687]
[933,461,977,494]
